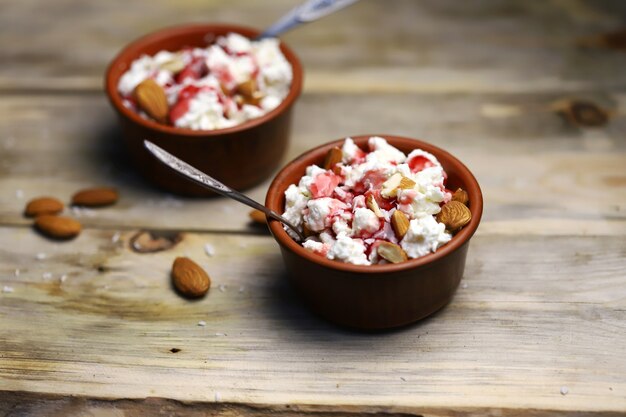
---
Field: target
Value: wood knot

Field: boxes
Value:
[130,230,183,253]
[577,28,626,52]
[551,99,611,127]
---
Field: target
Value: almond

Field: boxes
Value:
[323,147,343,170]
[366,194,383,217]
[391,210,410,240]
[236,79,257,98]
[24,197,64,217]
[436,201,472,232]
[35,215,81,239]
[236,80,264,106]
[452,188,469,205]
[220,82,233,95]
[382,173,414,198]
[381,173,403,198]
[377,242,408,264]
[171,257,211,298]
[159,56,186,73]
[249,209,267,224]
[302,222,315,238]
[398,176,416,190]
[133,79,169,123]
[72,187,118,207]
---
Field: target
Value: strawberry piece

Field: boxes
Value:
[176,57,208,83]
[408,155,434,173]
[169,98,191,125]
[310,172,342,198]
[178,84,202,101]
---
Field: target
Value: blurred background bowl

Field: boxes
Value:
[266,135,483,329]
[105,23,303,196]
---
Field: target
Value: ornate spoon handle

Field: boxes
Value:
[258,0,360,39]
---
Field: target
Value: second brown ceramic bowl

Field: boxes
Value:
[105,24,303,196]
[266,135,483,330]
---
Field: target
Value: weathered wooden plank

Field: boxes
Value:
[1,0,626,93]
[0,93,624,234]
[1,392,626,417]
[0,226,624,413]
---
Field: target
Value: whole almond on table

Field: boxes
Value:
[437,201,472,232]
[391,210,410,240]
[24,197,64,217]
[171,257,211,298]
[35,215,81,239]
[377,242,408,264]
[452,188,469,205]
[133,79,169,123]
[249,209,267,224]
[72,187,118,207]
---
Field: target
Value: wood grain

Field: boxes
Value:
[0,226,624,414]
[1,1,626,93]
[0,94,624,234]
[1,0,626,414]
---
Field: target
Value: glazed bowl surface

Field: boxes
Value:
[105,23,303,196]
[266,135,483,329]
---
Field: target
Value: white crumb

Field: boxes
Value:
[14,269,20,277]
[197,320,206,327]
[2,286,14,293]
[15,189,24,199]
[111,232,121,243]
[218,284,226,292]
[204,243,215,257]
[214,392,221,402]
[35,252,47,260]
[60,274,67,283]
[238,286,245,293]
[461,283,468,289]
[42,272,52,280]
[560,386,569,395]
[215,333,226,336]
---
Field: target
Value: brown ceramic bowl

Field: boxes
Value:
[105,24,303,196]
[266,135,483,330]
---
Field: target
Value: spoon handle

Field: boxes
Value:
[143,140,305,241]
[258,0,360,39]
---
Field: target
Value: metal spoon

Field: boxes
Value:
[143,140,305,242]
[257,0,360,39]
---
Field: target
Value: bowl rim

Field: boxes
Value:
[104,23,303,137]
[266,135,483,275]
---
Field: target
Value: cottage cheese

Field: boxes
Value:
[118,33,292,130]
[284,137,454,265]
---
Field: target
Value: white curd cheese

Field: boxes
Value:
[283,137,458,265]
[117,33,292,131]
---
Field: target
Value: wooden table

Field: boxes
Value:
[1,1,625,415]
